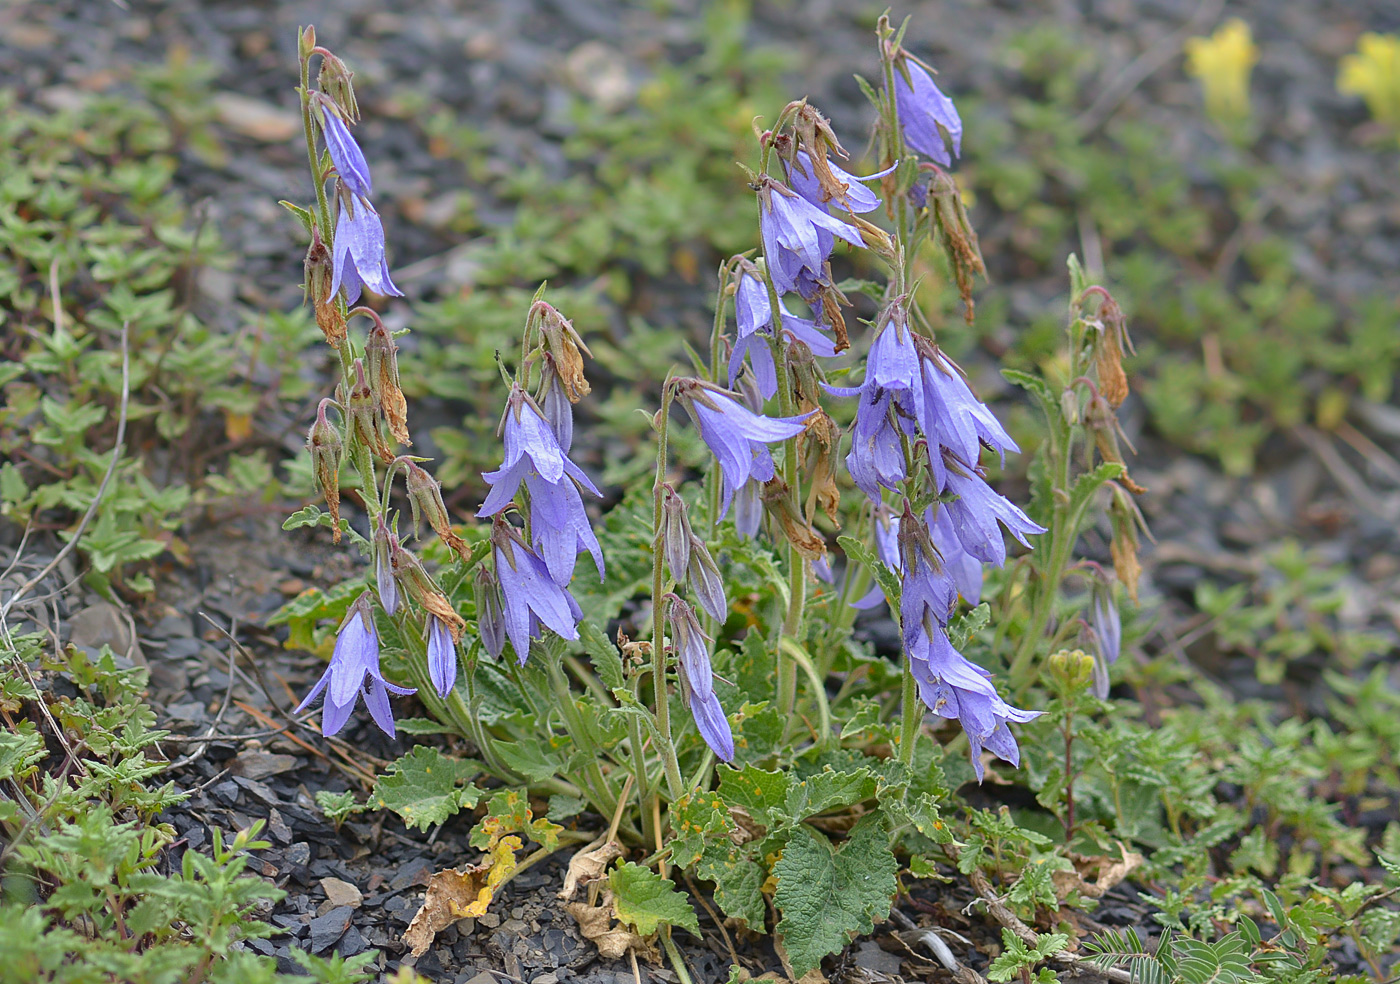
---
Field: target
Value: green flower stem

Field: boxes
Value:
[661,929,696,984]
[705,260,735,542]
[650,381,684,802]
[628,674,656,848]
[545,653,619,820]
[1009,313,1090,689]
[760,268,807,725]
[898,656,920,767]
[780,637,832,748]
[298,46,334,242]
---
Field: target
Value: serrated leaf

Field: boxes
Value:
[695,846,767,930]
[1068,461,1124,518]
[278,199,315,236]
[1002,368,1056,409]
[773,817,898,977]
[730,700,784,764]
[948,603,991,649]
[578,620,625,691]
[470,788,563,852]
[718,764,790,827]
[839,534,901,609]
[783,767,877,820]
[372,747,481,832]
[669,791,733,868]
[609,861,700,936]
[839,698,890,740]
[282,503,368,548]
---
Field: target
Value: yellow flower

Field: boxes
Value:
[1338,33,1400,132]
[1184,19,1259,125]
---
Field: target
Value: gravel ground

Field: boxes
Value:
[3,0,1400,981]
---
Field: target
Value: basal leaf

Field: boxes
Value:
[372,746,481,832]
[695,845,768,930]
[718,764,790,828]
[782,767,877,820]
[609,861,700,936]
[669,791,734,868]
[773,817,898,977]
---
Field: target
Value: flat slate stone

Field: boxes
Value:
[309,905,353,952]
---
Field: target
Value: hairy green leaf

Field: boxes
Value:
[773,817,898,977]
[609,861,700,936]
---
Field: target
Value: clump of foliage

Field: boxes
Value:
[0,636,376,983]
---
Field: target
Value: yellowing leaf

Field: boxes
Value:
[402,835,522,957]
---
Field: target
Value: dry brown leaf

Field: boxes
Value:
[564,890,658,962]
[403,836,521,956]
[1052,848,1144,901]
[558,839,624,901]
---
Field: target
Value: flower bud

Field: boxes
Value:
[373,516,399,615]
[686,535,727,623]
[539,354,574,452]
[403,459,470,561]
[850,214,896,261]
[347,358,394,462]
[364,314,409,447]
[298,25,317,62]
[666,595,713,702]
[474,567,506,659]
[306,398,342,543]
[660,485,694,584]
[1059,387,1079,424]
[317,48,360,123]
[1048,648,1096,693]
[304,228,345,345]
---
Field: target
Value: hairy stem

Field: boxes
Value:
[650,382,684,801]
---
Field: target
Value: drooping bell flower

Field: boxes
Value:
[783,149,894,215]
[728,269,840,400]
[826,308,925,500]
[668,596,734,762]
[941,460,1046,567]
[318,96,373,199]
[425,615,457,698]
[905,621,1039,782]
[929,504,983,606]
[756,174,864,296]
[916,339,1019,473]
[896,504,958,648]
[1089,580,1121,699]
[296,591,415,737]
[478,384,604,587]
[671,378,812,520]
[890,53,963,167]
[372,516,399,616]
[330,197,403,305]
[490,517,582,665]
